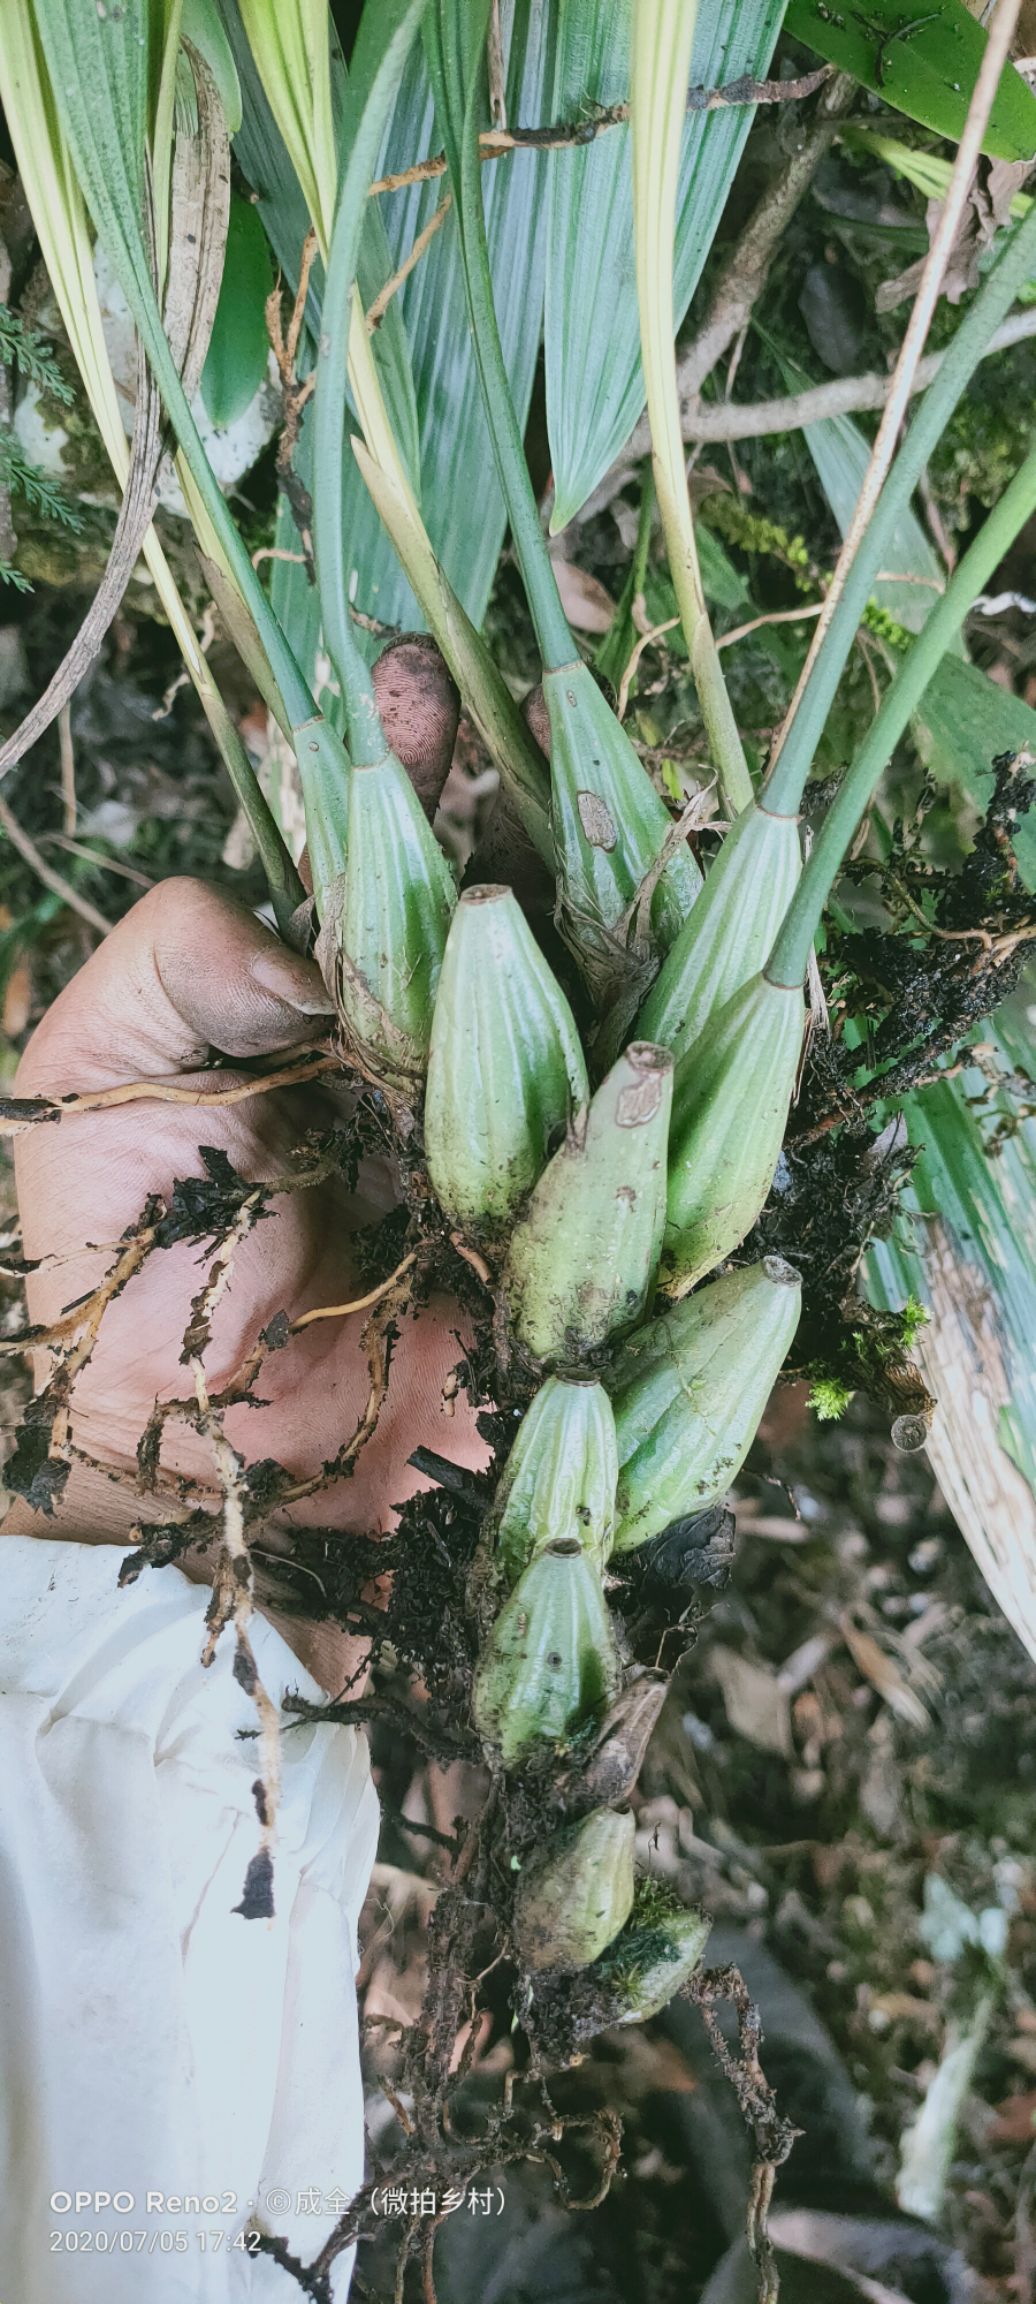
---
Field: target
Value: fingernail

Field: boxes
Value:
[250,947,336,1016]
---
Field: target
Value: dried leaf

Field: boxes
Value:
[551,557,618,635]
[709,1645,793,1757]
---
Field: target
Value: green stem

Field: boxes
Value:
[631,471,655,596]
[631,0,752,818]
[312,0,431,764]
[201,687,306,936]
[313,241,382,763]
[762,196,1036,819]
[427,5,574,673]
[766,439,1036,989]
[137,324,318,737]
[596,471,654,687]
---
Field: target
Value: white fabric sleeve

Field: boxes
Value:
[0,1536,380,2303]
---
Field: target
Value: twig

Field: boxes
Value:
[0,788,108,936]
[2,1207,160,1519]
[769,0,1024,774]
[657,310,1036,440]
[487,0,507,130]
[58,701,76,836]
[251,545,307,571]
[448,1232,492,1288]
[266,232,319,573]
[48,834,153,890]
[689,1962,798,2304]
[617,609,680,720]
[173,1203,285,1910]
[286,1686,470,1764]
[199,1400,282,1917]
[0,68,228,784]
[717,602,824,649]
[274,1256,417,1509]
[368,67,833,194]
[0,232,15,570]
[367,195,452,331]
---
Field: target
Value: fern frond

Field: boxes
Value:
[0,307,75,404]
[0,427,83,531]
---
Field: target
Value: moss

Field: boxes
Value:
[809,1375,855,1421]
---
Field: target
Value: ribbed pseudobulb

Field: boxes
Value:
[332,752,456,1090]
[544,661,700,997]
[609,1258,802,1551]
[504,1042,673,1365]
[471,1538,621,1770]
[637,800,801,1060]
[512,1808,636,1971]
[488,1375,618,1585]
[664,973,805,1294]
[425,885,587,1230]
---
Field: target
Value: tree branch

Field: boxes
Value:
[0,788,108,937]
[368,67,833,196]
[671,309,1036,442]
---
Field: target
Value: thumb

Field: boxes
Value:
[16,876,335,1098]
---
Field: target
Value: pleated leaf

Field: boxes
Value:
[790,368,961,640]
[220,0,421,500]
[546,0,788,532]
[31,0,349,862]
[867,1004,1036,1666]
[345,0,556,632]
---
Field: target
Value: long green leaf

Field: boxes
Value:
[33,0,353,874]
[785,0,1036,163]
[546,0,788,532]
[200,190,273,426]
[312,0,431,771]
[768,439,1036,983]
[782,354,959,639]
[631,0,752,818]
[425,0,573,668]
[219,0,422,496]
[342,0,555,634]
[1,0,302,924]
[764,440,1036,990]
[30,0,296,721]
[184,0,241,132]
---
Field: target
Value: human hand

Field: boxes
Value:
[7,642,489,1604]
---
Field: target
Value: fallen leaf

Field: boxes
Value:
[550,557,617,635]
[710,1646,793,1757]
[840,1617,929,1729]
